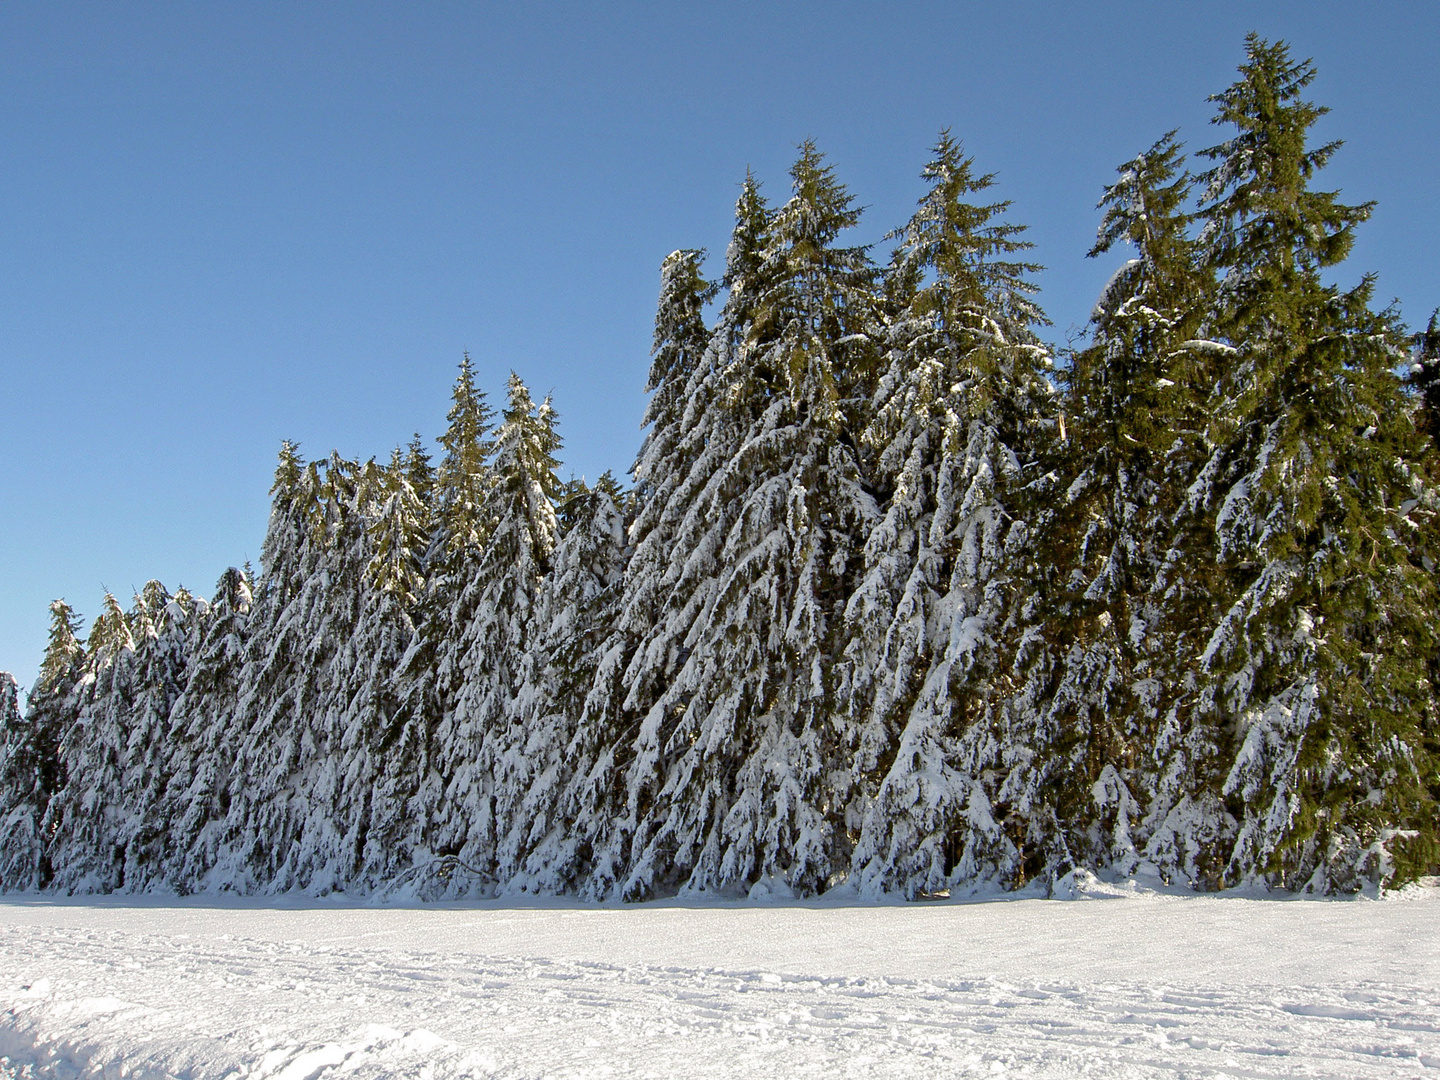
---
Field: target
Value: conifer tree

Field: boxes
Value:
[844,132,1053,895]
[0,602,84,889]
[367,447,431,608]
[1182,36,1438,888]
[220,451,331,891]
[306,457,421,891]
[0,667,48,889]
[427,373,561,891]
[435,353,496,557]
[506,475,627,892]
[622,249,717,637]
[46,591,138,891]
[576,184,773,895]
[0,674,21,834]
[0,673,20,770]
[1010,132,1216,884]
[398,359,498,867]
[0,669,31,887]
[118,583,194,887]
[619,144,878,898]
[38,599,84,691]
[160,568,251,888]
[405,432,436,505]
[611,211,761,736]
[227,454,402,894]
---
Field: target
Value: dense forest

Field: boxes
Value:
[3,37,1437,899]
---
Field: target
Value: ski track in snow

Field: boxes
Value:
[2,889,1438,1079]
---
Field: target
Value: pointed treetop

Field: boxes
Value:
[443,353,494,457]
[212,566,253,614]
[1091,130,1191,262]
[38,599,83,690]
[649,249,717,396]
[87,592,135,664]
[437,353,497,554]
[744,141,877,418]
[1086,130,1202,335]
[1199,35,1370,279]
[490,371,563,571]
[128,580,171,642]
[723,170,773,297]
[592,469,625,504]
[405,432,435,504]
[896,129,1045,335]
[771,140,867,271]
[271,440,304,498]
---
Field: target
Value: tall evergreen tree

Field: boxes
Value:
[367,447,432,608]
[159,568,251,889]
[427,373,561,891]
[505,475,627,892]
[622,249,717,649]
[581,178,775,896]
[1180,36,1438,889]
[46,591,137,891]
[220,451,333,891]
[1009,132,1217,886]
[0,602,84,889]
[397,359,498,876]
[226,454,401,894]
[619,144,878,899]
[0,667,46,889]
[435,353,496,557]
[844,132,1053,895]
[38,599,84,689]
[118,583,195,888]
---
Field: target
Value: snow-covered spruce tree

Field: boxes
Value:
[0,671,19,837]
[278,453,421,893]
[505,473,627,892]
[0,602,83,889]
[618,144,879,899]
[158,567,250,890]
[1179,36,1439,889]
[397,357,496,888]
[1004,132,1221,886]
[618,248,719,696]
[116,582,196,888]
[578,180,772,897]
[352,447,435,888]
[367,446,432,609]
[843,132,1053,896]
[0,671,18,881]
[225,451,408,894]
[45,591,138,892]
[0,673,19,770]
[426,372,561,893]
[435,354,497,560]
[214,448,328,891]
[545,248,718,895]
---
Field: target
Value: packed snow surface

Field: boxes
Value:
[2,881,1438,1078]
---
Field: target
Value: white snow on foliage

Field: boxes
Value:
[2,884,1438,1079]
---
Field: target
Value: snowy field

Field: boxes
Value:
[2,881,1439,1079]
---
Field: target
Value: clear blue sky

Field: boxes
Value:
[3,2,1437,695]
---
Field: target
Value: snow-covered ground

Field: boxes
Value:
[2,880,1438,1078]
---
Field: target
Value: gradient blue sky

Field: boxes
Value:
[3,2,1437,694]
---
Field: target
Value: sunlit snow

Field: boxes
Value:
[2,880,1437,1078]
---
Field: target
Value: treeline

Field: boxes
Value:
[3,37,1438,898]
